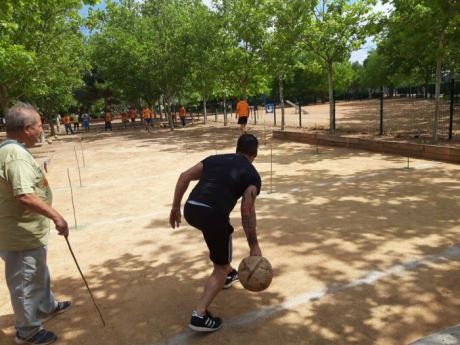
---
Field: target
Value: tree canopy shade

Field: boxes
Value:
[0,0,96,118]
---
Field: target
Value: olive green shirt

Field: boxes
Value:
[0,140,52,251]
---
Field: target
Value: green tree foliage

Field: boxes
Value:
[379,0,460,141]
[214,0,272,99]
[301,0,377,132]
[185,3,220,123]
[265,0,314,130]
[0,0,95,122]
[88,0,146,108]
[89,0,196,129]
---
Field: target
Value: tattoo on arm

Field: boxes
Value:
[242,212,257,246]
[242,187,258,246]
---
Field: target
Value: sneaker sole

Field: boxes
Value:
[223,279,239,289]
[188,323,223,332]
[14,336,57,345]
[42,303,72,323]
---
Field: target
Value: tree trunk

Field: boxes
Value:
[327,60,335,133]
[104,95,110,110]
[278,73,285,131]
[165,95,174,131]
[152,99,157,119]
[203,98,207,124]
[223,96,227,126]
[158,97,163,120]
[242,79,248,100]
[48,111,56,137]
[432,31,445,143]
[0,86,9,116]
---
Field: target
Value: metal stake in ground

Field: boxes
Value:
[80,140,86,168]
[263,112,266,146]
[67,168,78,229]
[73,145,82,187]
[270,135,273,194]
[65,236,106,327]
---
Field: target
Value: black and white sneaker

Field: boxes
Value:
[42,301,72,323]
[15,329,57,345]
[189,310,223,332]
[223,269,238,289]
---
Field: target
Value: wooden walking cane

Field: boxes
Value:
[65,236,106,327]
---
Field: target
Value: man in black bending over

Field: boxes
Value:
[169,133,262,332]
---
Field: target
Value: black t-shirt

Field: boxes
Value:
[188,153,261,216]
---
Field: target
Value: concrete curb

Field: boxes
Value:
[273,131,460,164]
[409,324,460,345]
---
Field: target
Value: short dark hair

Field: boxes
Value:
[236,133,258,156]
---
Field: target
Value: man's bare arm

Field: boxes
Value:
[241,185,261,256]
[170,162,203,228]
[15,193,69,237]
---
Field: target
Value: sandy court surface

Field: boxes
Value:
[214,99,460,141]
[1,123,460,345]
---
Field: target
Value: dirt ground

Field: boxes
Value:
[214,99,460,144]
[1,121,460,345]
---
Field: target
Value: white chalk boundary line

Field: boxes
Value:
[50,210,165,233]
[52,164,194,191]
[166,245,460,345]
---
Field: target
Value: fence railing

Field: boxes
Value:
[199,80,460,142]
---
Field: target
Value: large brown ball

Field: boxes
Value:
[238,256,273,292]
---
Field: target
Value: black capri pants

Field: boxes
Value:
[184,202,233,265]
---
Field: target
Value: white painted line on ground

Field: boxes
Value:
[52,168,186,191]
[166,245,460,345]
[409,324,460,345]
[50,210,165,233]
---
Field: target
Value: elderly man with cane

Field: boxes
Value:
[0,103,71,345]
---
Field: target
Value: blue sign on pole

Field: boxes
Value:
[265,103,274,113]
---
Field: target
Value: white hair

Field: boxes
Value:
[6,102,38,133]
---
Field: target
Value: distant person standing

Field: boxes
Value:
[0,103,71,345]
[54,114,61,134]
[236,97,250,134]
[142,106,152,132]
[104,110,112,131]
[72,114,79,132]
[82,113,90,132]
[63,114,74,135]
[129,107,137,127]
[179,105,186,127]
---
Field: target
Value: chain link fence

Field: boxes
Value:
[199,80,460,142]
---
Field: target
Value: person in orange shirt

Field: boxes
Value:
[142,106,152,132]
[179,105,186,127]
[129,107,137,127]
[63,114,74,134]
[104,110,112,131]
[236,97,250,134]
